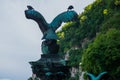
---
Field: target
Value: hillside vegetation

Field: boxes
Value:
[57,0,120,80]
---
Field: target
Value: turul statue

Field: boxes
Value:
[25,5,78,54]
[25,5,79,80]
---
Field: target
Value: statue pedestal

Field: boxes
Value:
[29,54,70,80]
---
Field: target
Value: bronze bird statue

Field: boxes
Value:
[25,5,78,40]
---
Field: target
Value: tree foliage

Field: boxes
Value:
[68,49,83,67]
[57,0,120,79]
[82,29,120,80]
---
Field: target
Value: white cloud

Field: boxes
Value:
[0,79,11,80]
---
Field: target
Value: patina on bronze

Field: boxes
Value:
[25,5,78,80]
[87,72,108,80]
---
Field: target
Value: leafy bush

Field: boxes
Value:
[101,12,120,32]
[57,0,120,79]
[82,29,120,80]
[68,49,83,67]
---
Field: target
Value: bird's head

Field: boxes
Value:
[25,6,41,20]
[67,5,74,11]
[27,5,34,10]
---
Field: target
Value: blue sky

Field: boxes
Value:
[0,0,94,80]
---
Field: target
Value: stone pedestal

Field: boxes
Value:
[29,54,70,80]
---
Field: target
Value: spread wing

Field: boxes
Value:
[87,72,96,80]
[49,10,78,31]
[96,72,107,80]
[25,8,48,34]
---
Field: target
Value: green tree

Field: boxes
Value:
[68,49,83,67]
[57,0,120,79]
[82,29,120,80]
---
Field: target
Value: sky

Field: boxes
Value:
[0,0,95,80]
